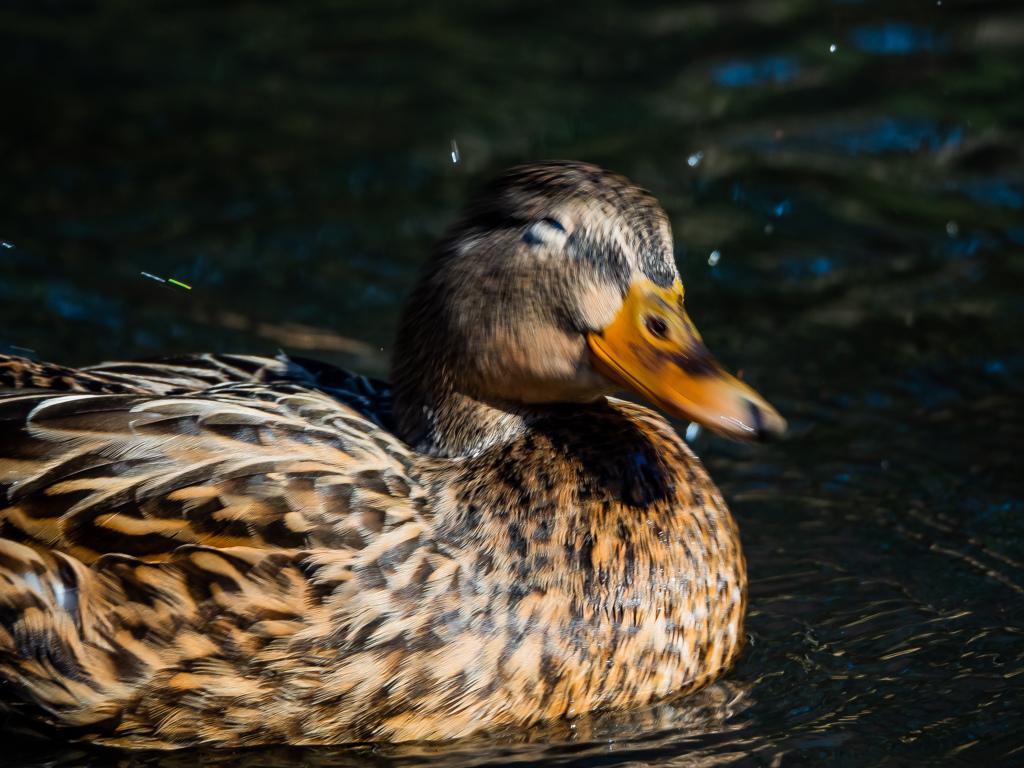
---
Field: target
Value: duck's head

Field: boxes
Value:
[393,161,785,457]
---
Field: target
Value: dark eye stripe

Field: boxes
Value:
[541,217,565,232]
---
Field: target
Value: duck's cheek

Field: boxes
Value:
[475,326,612,404]
[586,278,786,442]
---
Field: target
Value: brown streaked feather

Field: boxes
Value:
[0,353,394,429]
[0,384,417,563]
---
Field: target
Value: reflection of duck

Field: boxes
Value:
[0,161,784,748]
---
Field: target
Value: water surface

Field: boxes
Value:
[2,0,1023,765]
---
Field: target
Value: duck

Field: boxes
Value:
[0,161,784,748]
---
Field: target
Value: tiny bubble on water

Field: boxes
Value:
[708,250,721,266]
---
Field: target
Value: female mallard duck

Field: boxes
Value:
[0,161,784,748]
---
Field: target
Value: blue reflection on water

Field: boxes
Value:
[940,231,999,260]
[46,283,122,329]
[809,257,833,275]
[729,185,793,218]
[945,237,979,258]
[866,391,893,408]
[962,181,1024,210]
[823,119,960,155]
[734,117,962,156]
[849,24,952,55]
[782,255,837,279]
[985,360,1006,374]
[712,56,800,87]
[902,368,960,410]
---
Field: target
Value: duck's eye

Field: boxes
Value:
[643,315,669,339]
[523,217,568,245]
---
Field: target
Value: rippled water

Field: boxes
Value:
[3,1,1023,766]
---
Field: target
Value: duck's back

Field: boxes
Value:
[0,352,394,426]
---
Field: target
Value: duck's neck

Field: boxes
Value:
[392,368,534,458]
[391,249,542,458]
[390,238,581,458]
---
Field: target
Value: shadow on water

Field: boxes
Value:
[2,0,1023,765]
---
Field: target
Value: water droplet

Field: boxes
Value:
[687,151,704,167]
[450,140,460,163]
[830,44,837,53]
[764,223,774,234]
[685,422,701,442]
[946,221,959,236]
[708,250,721,266]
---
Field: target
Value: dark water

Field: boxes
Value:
[2,0,1023,765]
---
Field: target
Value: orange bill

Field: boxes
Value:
[587,278,786,442]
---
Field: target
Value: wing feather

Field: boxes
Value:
[0,385,422,564]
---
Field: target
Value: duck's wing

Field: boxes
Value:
[0,352,282,394]
[0,383,420,564]
[0,353,394,429]
[81,353,307,394]
[0,385,454,745]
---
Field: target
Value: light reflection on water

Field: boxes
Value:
[2,0,1023,765]
[731,117,964,157]
[712,56,801,88]
[848,23,953,55]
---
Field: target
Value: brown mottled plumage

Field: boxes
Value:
[0,161,784,748]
